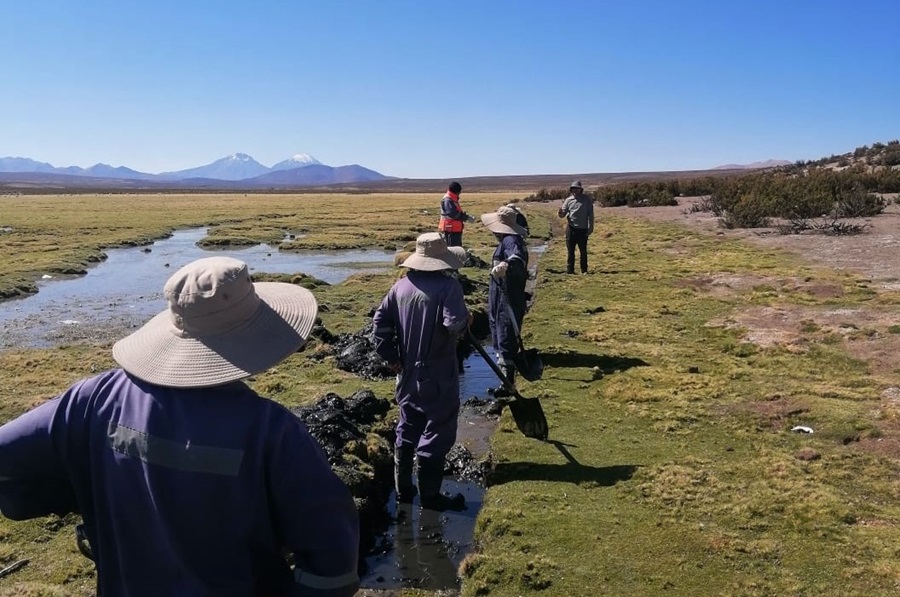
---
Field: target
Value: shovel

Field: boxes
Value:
[501,282,544,382]
[505,303,544,381]
[465,331,548,441]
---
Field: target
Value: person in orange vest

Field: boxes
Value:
[438,181,474,247]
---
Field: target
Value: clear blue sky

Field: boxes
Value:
[2,0,898,178]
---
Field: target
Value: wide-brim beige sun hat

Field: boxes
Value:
[481,206,527,237]
[112,256,318,388]
[401,232,466,271]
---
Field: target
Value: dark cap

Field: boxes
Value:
[448,181,462,194]
[569,180,583,190]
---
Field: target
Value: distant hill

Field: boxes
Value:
[247,164,390,186]
[0,157,57,173]
[713,159,792,170]
[799,140,900,170]
[0,171,165,188]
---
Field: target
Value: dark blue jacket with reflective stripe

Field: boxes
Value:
[0,369,360,597]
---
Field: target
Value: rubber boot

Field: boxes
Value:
[394,444,417,503]
[417,456,466,512]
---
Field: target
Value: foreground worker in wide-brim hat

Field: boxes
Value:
[0,256,360,597]
[373,232,471,511]
[482,206,529,392]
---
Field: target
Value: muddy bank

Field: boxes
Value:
[291,389,395,521]
[290,385,491,595]
[303,315,500,593]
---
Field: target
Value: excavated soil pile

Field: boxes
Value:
[291,389,394,518]
[443,444,490,484]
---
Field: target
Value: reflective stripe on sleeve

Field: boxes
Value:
[108,424,243,476]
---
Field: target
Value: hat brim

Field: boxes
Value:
[481,212,527,237]
[112,282,318,388]
[400,246,466,271]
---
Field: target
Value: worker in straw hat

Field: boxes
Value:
[0,256,360,597]
[481,206,529,394]
[373,232,471,511]
[504,202,530,237]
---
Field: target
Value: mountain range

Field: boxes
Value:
[0,153,390,187]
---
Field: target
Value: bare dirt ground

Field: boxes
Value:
[605,198,900,358]
[606,197,900,458]
[608,196,900,286]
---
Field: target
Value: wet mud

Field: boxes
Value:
[292,341,501,593]
[291,390,395,521]
[301,322,501,592]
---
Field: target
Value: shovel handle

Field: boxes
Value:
[498,279,528,355]
[464,331,522,400]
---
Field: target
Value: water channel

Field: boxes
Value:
[0,227,394,349]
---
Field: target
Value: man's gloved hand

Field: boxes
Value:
[466,213,476,223]
[490,261,508,280]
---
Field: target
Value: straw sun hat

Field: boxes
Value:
[401,232,467,271]
[112,256,318,388]
[481,206,527,237]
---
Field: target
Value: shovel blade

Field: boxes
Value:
[507,396,549,440]
[464,331,549,440]
[514,348,544,382]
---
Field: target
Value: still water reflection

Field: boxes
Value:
[0,227,394,348]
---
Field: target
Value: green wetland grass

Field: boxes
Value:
[1,193,900,596]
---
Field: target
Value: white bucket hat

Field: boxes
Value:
[481,206,527,237]
[112,256,318,388]
[400,232,466,271]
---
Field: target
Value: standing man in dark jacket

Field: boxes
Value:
[482,206,529,390]
[558,180,595,274]
[0,257,360,597]
[373,233,471,511]
[438,181,474,247]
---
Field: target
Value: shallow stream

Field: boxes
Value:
[0,227,393,348]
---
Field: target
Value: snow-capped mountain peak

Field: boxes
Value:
[271,153,322,171]
[159,153,270,181]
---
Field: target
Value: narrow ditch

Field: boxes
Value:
[305,241,548,593]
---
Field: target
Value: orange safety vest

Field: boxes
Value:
[438,193,464,233]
